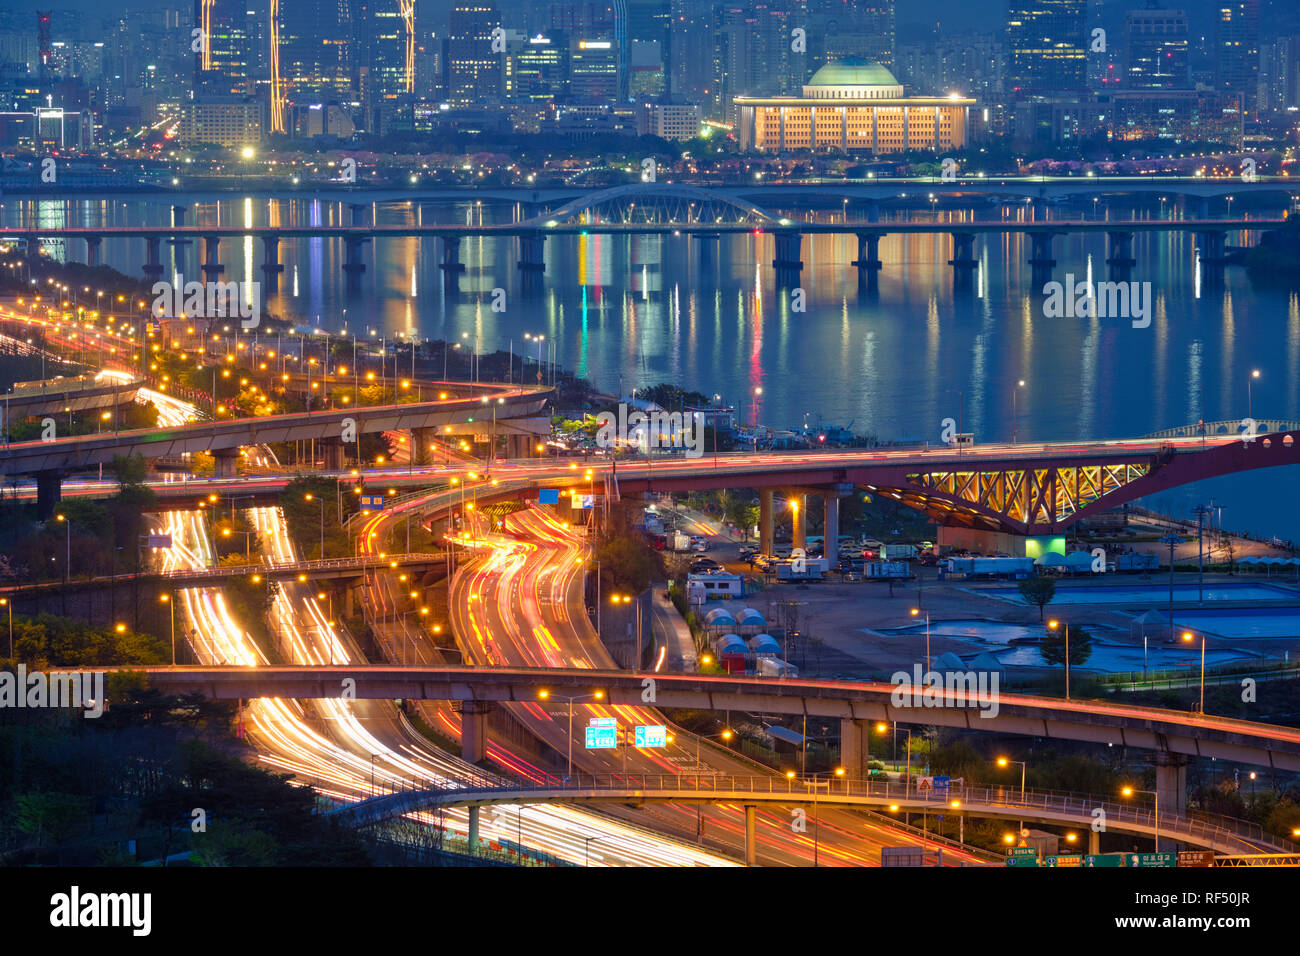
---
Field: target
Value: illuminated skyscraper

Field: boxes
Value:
[278,0,354,104]
[1123,6,1189,89]
[1215,0,1259,118]
[448,1,501,102]
[194,0,255,98]
[1005,0,1088,94]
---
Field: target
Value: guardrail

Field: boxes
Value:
[158,552,446,581]
[330,771,1295,854]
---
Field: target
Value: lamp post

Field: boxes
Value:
[1012,379,1025,444]
[910,607,930,671]
[0,597,11,659]
[159,593,175,664]
[1047,618,1071,699]
[876,722,913,796]
[305,493,325,559]
[55,513,70,583]
[1121,785,1159,853]
[1248,368,1260,421]
[611,593,643,671]
[1182,630,1207,714]
[997,756,1027,831]
[538,688,604,780]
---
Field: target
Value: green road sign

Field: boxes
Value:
[1126,852,1175,868]
[1006,847,1039,867]
[1045,855,1083,867]
[1084,853,1126,867]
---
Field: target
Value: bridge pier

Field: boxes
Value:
[201,235,225,283]
[1089,829,1100,855]
[36,469,63,519]
[85,235,102,267]
[170,205,192,247]
[822,491,842,566]
[440,236,465,292]
[771,231,803,288]
[344,237,368,293]
[348,203,370,228]
[759,488,774,556]
[143,236,163,282]
[1196,230,1227,278]
[1155,751,1187,853]
[23,233,41,266]
[840,718,869,777]
[505,433,534,459]
[460,700,490,764]
[948,232,978,271]
[1105,231,1137,271]
[694,232,720,267]
[517,232,546,272]
[1027,232,1057,282]
[413,426,436,465]
[744,804,757,866]
[320,437,344,471]
[467,805,480,853]
[261,236,284,293]
[851,233,883,280]
[212,447,239,477]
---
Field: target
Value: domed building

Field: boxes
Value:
[734,56,975,154]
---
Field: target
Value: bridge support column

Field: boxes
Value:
[759,489,774,556]
[1105,231,1137,270]
[822,493,840,566]
[1196,230,1227,278]
[143,236,163,282]
[694,233,720,267]
[85,235,102,267]
[36,469,63,519]
[320,437,344,471]
[261,236,284,293]
[948,232,978,271]
[771,231,803,288]
[349,203,370,228]
[840,718,869,778]
[344,237,368,293]
[212,447,239,477]
[440,236,465,292]
[343,586,355,618]
[1028,232,1056,275]
[467,805,480,853]
[24,234,41,265]
[200,235,225,283]
[505,433,533,458]
[851,233,883,280]
[517,232,546,272]
[1089,829,1100,855]
[169,205,191,247]
[788,491,806,552]
[413,426,436,465]
[1155,751,1187,852]
[1195,197,1210,220]
[744,804,758,866]
[460,700,490,764]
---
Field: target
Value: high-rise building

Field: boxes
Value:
[1215,0,1259,119]
[505,31,568,101]
[448,2,501,102]
[1005,0,1088,95]
[1123,6,1189,89]
[278,0,355,104]
[1260,34,1300,116]
[569,37,618,102]
[194,0,255,99]
[354,0,417,131]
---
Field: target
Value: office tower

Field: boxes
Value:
[1260,34,1300,115]
[1216,0,1259,118]
[194,0,255,99]
[278,0,355,103]
[1123,6,1189,89]
[448,1,501,102]
[505,31,568,101]
[1005,0,1088,94]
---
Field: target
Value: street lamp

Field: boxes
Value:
[305,493,326,559]
[611,593,643,672]
[1121,785,1160,853]
[1046,618,1071,699]
[538,688,605,779]
[1182,630,1207,714]
[0,597,11,659]
[1247,368,1261,421]
[876,722,913,795]
[1012,379,1025,444]
[997,756,1027,831]
[910,607,930,671]
[55,513,70,583]
[160,593,175,664]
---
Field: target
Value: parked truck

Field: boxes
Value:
[879,543,918,561]
[866,560,912,580]
[944,556,1036,578]
[668,531,692,552]
[756,657,799,678]
[775,557,830,580]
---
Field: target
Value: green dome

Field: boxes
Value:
[807,57,899,87]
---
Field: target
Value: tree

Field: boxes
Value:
[1040,625,1094,669]
[596,532,662,596]
[1018,576,1056,620]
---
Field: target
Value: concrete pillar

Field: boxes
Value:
[1027,232,1056,269]
[771,231,802,288]
[744,804,758,866]
[694,233,721,266]
[85,235,102,267]
[851,233,883,277]
[1195,196,1210,220]
[36,470,62,519]
[24,234,41,265]
[823,493,840,566]
[320,437,344,470]
[789,491,806,551]
[840,717,868,778]
[1155,751,1187,852]
[413,426,436,465]
[143,236,163,282]
[948,232,978,270]
[344,586,355,618]
[505,433,533,458]
[344,237,367,292]
[461,700,490,764]
[1088,829,1100,855]
[1196,230,1226,263]
[759,488,774,556]
[261,235,284,293]
[212,447,239,477]
[467,805,480,852]
[440,235,464,292]
[170,205,192,247]
[349,203,370,228]
[201,235,225,283]
[1105,231,1136,267]
[517,232,546,272]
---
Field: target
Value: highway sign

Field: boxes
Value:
[584,724,617,749]
[1006,847,1038,867]
[1045,855,1083,867]
[933,775,951,795]
[634,724,667,748]
[1177,850,1215,868]
[537,489,560,505]
[1084,854,1126,867]
[145,534,173,549]
[1127,852,1175,868]
[359,495,385,510]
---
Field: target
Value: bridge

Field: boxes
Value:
[6,181,1284,290]
[0,384,551,516]
[328,771,1296,860]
